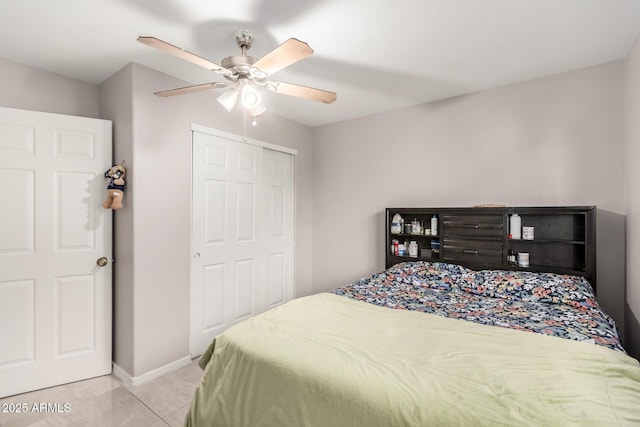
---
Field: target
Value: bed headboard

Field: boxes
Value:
[385,206,596,291]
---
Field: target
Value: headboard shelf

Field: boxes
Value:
[385,206,596,291]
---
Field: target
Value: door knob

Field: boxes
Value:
[96,257,108,267]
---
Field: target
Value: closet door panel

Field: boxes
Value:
[191,130,294,357]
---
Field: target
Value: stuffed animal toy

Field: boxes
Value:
[102,164,126,210]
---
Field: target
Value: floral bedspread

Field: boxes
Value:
[333,261,625,353]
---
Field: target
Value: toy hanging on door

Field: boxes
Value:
[102,162,126,210]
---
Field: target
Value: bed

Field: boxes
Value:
[185,262,640,426]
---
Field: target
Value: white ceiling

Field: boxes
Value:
[1,0,640,127]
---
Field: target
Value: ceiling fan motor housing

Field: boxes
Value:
[221,55,256,81]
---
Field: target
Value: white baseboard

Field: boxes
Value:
[112,355,193,387]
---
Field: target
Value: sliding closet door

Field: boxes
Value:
[190,130,293,356]
[262,149,294,309]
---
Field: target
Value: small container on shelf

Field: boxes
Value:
[430,240,441,257]
[409,241,419,258]
[518,252,530,267]
[398,244,406,256]
[411,219,421,235]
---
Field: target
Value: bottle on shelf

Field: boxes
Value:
[391,213,403,234]
[431,214,438,236]
[509,213,521,239]
[409,241,418,258]
[507,248,517,265]
[411,219,421,235]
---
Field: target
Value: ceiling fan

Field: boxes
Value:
[137,31,337,118]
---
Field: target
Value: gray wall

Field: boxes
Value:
[312,61,625,288]
[99,64,135,375]
[311,61,628,340]
[0,58,99,117]
[625,35,640,358]
[99,63,314,377]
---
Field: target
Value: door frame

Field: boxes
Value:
[189,124,296,356]
[191,125,298,156]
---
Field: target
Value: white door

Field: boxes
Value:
[190,130,293,355]
[262,149,294,309]
[0,107,112,397]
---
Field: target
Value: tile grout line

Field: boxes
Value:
[120,386,170,426]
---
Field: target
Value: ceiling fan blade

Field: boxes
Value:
[154,82,228,97]
[266,81,336,104]
[138,36,232,76]
[253,38,314,75]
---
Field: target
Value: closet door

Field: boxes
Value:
[262,149,294,309]
[190,130,294,356]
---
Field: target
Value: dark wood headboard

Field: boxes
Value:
[385,206,596,291]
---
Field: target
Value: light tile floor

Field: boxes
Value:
[0,358,202,427]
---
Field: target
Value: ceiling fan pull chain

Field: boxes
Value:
[242,108,247,142]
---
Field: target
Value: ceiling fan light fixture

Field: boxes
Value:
[217,89,239,112]
[241,84,261,109]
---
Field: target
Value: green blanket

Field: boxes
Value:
[186,293,640,426]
